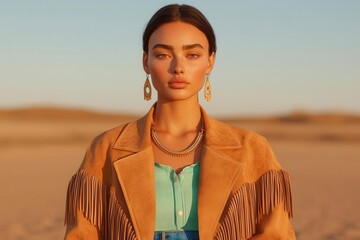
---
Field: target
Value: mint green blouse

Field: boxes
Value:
[154,161,200,231]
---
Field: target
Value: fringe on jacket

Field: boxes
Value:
[65,169,292,240]
[215,169,293,240]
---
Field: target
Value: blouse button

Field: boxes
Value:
[178,210,183,216]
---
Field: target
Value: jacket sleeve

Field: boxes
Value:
[64,132,110,240]
[250,203,296,240]
[64,209,103,240]
[64,125,136,240]
[63,168,107,240]
[64,167,137,240]
[214,131,296,239]
[249,134,296,239]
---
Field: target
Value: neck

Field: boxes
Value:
[153,99,202,135]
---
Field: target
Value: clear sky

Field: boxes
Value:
[1,0,359,117]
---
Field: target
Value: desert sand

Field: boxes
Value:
[1,107,359,240]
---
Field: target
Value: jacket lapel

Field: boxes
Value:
[113,148,155,240]
[198,108,243,239]
[112,108,156,240]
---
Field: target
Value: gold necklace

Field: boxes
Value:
[151,123,204,157]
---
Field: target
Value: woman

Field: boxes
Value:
[64,4,295,240]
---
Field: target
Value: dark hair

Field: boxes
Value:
[143,4,216,55]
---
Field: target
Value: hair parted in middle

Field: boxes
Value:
[142,4,217,55]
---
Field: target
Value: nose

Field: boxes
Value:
[172,56,184,74]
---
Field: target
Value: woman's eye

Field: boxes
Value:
[156,53,170,59]
[188,54,200,59]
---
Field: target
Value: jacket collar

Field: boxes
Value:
[112,104,243,239]
[113,104,243,152]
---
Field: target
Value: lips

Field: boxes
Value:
[168,78,189,89]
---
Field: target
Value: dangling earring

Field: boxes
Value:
[144,74,152,101]
[204,75,212,102]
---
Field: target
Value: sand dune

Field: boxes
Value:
[1,107,359,239]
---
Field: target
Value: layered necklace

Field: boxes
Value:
[151,120,204,157]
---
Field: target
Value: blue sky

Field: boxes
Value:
[1,0,359,117]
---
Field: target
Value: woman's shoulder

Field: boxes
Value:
[78,117,142,169]
[212,120,281,174]
[89,122,131,149]
[209,116,269,146]
[210,118,281,167]
[90,112,149,148]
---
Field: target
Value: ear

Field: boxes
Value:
[143,52,150,73]
[206,52,216,75]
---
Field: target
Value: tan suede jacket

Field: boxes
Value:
[64,106,296,240]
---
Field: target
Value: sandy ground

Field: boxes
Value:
[0,114,359,240]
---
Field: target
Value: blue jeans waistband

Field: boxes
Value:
[154,231,199,240]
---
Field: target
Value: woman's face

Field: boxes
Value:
[143,21,215,103]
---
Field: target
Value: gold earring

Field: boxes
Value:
[204,75,212,102]
[144,74,152,101]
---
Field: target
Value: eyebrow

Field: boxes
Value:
[152,44,204,51]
